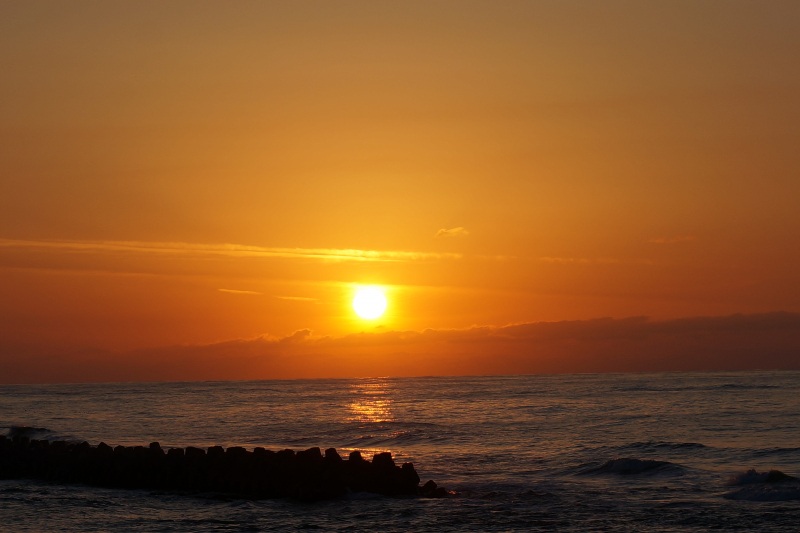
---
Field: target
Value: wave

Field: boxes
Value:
[1,426,57,441]
[578,457,685,476]
[611,382,781,394]
[726,469,798,486]
[714,383,781,391]
[620,441,707,451]
[724,469,800,502]
[749,447,800,458]
[340,431,452,449]
[0,426,83,444]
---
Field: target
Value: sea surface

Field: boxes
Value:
[2,371,800,531]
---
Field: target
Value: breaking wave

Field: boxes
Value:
[724,469,800,501]
[727,469,798,486]
[1,426,58,441]
[578,457,685,476]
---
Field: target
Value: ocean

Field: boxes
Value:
[1,371,799,531]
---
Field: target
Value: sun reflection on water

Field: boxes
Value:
[347,378,394,424]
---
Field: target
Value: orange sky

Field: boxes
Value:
[1,1,799,382]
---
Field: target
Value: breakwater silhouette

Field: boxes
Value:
[0,433,449,500]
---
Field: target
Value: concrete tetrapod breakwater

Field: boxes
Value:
[0,435,450,500]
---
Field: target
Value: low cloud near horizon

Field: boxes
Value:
[2,312,799,384]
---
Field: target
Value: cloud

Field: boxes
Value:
[218,289,262,295]
[0,238,461,263]
[2,312,799,383]
[537,256,653,266]
[274,295,317,302]
[538,256,593,264]
[435,227,469,238]
[280,329,313,343]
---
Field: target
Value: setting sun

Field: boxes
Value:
[352,286,388,320]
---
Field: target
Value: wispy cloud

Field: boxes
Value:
[218,289,262,295]
[274,295,317,302]
[0,238,461,263]
[538,256,593,264]
[538,256,625,265]
[537,256,654,266]
[435,227,469,238]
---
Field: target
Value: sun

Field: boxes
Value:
[352,286,388,320]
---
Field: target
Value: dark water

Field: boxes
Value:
[2,371,800,531]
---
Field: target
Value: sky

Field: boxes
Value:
[1,1,799,383]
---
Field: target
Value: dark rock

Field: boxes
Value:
[401,462,421,487]
[226,446,248,458]
[324,448,342,462]
[297,447,323,463]
[0,439,445,501]
[277,448,295,460]
[185,446,205,458]
[373,452,395,469]
[349,450,363,462]
[149,442,164,455]
[207,445,225,458]
[420,479,449,498]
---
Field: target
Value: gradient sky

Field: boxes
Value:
[2,1,799,382]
